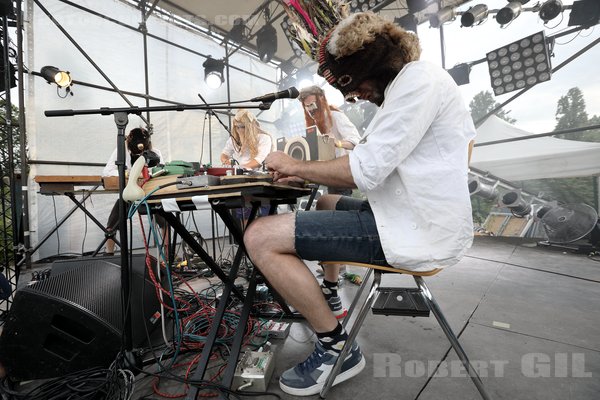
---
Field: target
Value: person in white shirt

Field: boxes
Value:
[220,109,274,221]
[102,127,164,255]
[298,85,361,196]
[220,109,273,170]
[243,12,475,396]
[298,85,362,319]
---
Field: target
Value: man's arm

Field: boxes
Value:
[264,151,356,189]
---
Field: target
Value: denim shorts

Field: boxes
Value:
[295,196,390,266]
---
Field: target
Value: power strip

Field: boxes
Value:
[258,320,291,339]
[232,350,275,392]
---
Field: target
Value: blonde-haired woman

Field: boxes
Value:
[220,109,273,170]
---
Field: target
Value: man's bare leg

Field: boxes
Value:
[244,213,337,332]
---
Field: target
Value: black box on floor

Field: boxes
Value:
[372,287,430,317]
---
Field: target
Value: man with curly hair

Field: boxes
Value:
[244,12,476,396]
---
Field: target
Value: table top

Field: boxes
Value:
[143,175,311,202]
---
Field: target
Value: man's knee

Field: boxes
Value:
[316,194,341,210]
[244,218,267,255]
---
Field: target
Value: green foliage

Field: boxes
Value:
[519,87,600,210]
[554,87,588,131]
[469,90,517,125]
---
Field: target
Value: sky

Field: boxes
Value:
[320,0,600,134]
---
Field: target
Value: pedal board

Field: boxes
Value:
[372,287,430,317]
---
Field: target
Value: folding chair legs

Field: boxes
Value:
[319,271,491,400]
[320,270,381,398]
[414,276,491,400]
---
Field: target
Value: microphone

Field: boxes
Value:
[250,87,299,102]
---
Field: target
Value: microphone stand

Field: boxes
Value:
[44,102,272,358]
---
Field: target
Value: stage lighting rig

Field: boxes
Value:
[461,4,489,27]
[430,6,456,28]
[500,190,532,217]
[203,57,225,89]
[487,31,553,96]
[257,24,277,63]
[496,1,526,26]
[348,0,395,13]
[40,66,72,88]
[539,0,564,23]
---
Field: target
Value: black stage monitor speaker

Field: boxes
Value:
[0,256,164,381]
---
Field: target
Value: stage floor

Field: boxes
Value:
[7,235,600,399]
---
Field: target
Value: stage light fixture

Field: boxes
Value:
[296,68,314,89]
[538,0,563,23]
[500,190,531,217]
[407,0,436,14]
[496,2,523,26]
[468,177,499,201]
[257,24,277,63]
[394,14,418,33]
[430,6,456,28]
[487,31,552,96]
[228,17,247,43]
[568,0,600,27]
[40,66,72,88]
[348,0,395,13]
[461,4,489,27]
[203,57,224,89]
[447,63,471,86]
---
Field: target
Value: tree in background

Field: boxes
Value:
[554,87,588,131]
[553,87,600,142]
[469,90,516,125]
[0,99,22,268]
[517,87,599,210]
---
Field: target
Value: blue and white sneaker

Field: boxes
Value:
[279,341,366,396]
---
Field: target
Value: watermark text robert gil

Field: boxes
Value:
[373,353,593,378]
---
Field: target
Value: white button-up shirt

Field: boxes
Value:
[349,61,476,271]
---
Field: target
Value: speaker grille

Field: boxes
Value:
[24,261,123,330]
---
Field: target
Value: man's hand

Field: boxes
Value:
[264,151,302,177]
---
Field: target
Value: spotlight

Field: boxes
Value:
[296,68,314,89]
[407,0,436,14]
[461,4,489,27]
[348,0,395,13]
[394,14,418,33]
[40,66,72,88]
[203,57,224,89]
[539,0,563,23]
[430,6,456,28]
[496,2,523,26]
[468,177,499,201]
[446,63,471,86]
[568,0,600,27]
[228,17,247,43]
[500,190,531,217]
[487,31,552,96]
[256,24,277,63]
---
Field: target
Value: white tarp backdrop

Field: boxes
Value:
[25,0,281,260]
[471,116,600,181]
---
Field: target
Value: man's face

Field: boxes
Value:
[302,95,319,117]
[354,80,385,106]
